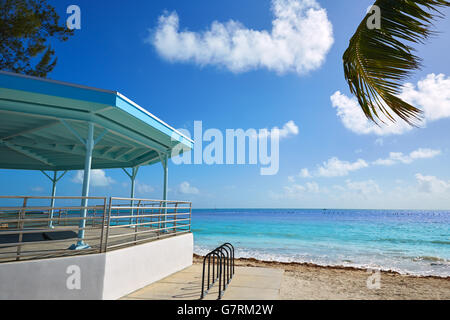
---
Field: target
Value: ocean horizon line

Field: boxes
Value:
[192,207,450,211]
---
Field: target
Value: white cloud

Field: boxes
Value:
[136,181,155,194]
[31,186,44,192]
[287,168,312,181]
[305,181,320,193]
[150,0,334,75]
[415,174,450,194]
[72,170,115,187]
[178,181,199,195]
[410,148,441,160]
[316,157,368,177]
[295,148,439,180]
[274,179,380,200]
[278,120,300,139]
[345,179,381,197]
[330,91,413,136]
[373,148,441,166]
[283,184,306,196]
[372,157,396,166]
[331,73,450,136]
[332,185,346,192]
[273,174,450,209]
[275,180,324,199]
[400,73,450,122]
[375,138,384,146]
[299,168,311,178]
[257,120,299,140]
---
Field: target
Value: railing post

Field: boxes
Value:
[174,202,178,233]
[150,202,155,229]
[189,203,192,232]
[134,200,141,245]
[158,201,162,232]
[16,197,28,261]
[104,197,113,253]
[99,198,107,253]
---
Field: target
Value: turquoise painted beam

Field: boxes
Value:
[6,141,131,164]
[131,150,160,167]
[2,121,59,140]
[0,140,55,166]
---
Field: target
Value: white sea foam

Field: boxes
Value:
[194,245,450,277]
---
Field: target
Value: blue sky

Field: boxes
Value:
[2,0,450,209]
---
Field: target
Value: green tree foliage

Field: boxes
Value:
[343,0,450,126]
[0,0,73,77]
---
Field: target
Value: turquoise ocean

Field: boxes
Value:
[191,209,450,277]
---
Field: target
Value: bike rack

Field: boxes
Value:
[200,243,235,300]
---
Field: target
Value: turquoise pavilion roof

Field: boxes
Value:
[0,71,193,171]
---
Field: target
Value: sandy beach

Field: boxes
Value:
[193,255,450,300]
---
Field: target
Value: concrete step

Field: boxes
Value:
[123,264,283,300]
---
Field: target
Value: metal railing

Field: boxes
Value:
[0,196,192,263]
[103,197,192,252]
[201,243,235,300]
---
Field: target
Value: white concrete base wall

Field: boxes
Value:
[0,233,193,300]
[0,252,106,300]
[102,233,193,300]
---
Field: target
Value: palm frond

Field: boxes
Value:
[343,0,450,125]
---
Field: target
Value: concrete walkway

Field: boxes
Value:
[122,264,283,300]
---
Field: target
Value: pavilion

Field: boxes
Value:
[0,70,193,249]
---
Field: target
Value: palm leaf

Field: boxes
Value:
[343,0,450,125]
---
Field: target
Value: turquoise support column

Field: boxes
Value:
[123,167,139,225]
[41,170,67,228]
[130,168,136,224]
[131,167,140,224]
[71,122,94,250]
[49,171,57,228]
